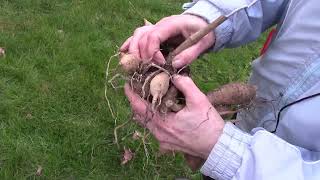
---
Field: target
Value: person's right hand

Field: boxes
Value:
[124,75,224,161]
[120,14,215,68]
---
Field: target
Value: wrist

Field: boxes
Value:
[202,119,225,159]
[201,123,252,179]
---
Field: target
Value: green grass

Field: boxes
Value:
[0,0,264,179]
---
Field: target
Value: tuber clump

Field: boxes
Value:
[113,18,257,171]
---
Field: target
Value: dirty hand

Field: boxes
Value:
[124,75,224,159]
[120,14,215,68]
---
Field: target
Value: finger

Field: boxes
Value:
[171,75,207,105]
[124,83,149,118]
[120,36,132,52]
[125,84,163,130]
[139,16,185,62]
[154,16,185,43]
[139,31,166,64]
[129,26,152,59]
[153,51,166,64]
[172,34,214,68]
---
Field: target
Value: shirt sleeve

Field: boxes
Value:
[183,0,288,51]
[201,123,320,180]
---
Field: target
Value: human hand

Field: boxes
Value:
[124,75,224,159]
[120,14,215,68]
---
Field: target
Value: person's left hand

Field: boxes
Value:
[124,75,225,159]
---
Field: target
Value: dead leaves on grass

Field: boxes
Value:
[121,147,134,165]
[35,165,43,176]
[132,130,142,140]
[0,47,5,57]
[119,131,144,165]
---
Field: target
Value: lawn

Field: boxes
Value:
[0,0,264,179]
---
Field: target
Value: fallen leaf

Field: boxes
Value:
[121,147,134,165]
[26,113,33,119]
[132,130,142,140]
[0,47,5,57]
[35,165,43,176]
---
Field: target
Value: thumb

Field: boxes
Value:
[171,75,206,105]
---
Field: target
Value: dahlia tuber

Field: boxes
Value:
[119,53,140,73]
[149,72,170,110]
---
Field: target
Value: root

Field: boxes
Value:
[177,65,189,75]
[113,120,130,149]
[109,73,129,89]
[155,95,163,111]
[149,63,171,76]
[134,130,151,169]
[105,52,121,120]
[142,129,150,166]
[141,69,161,98]
[151,94,159,111]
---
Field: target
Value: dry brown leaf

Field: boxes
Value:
[0,47,5,57]
[35,165,43,176]
[121,147,134,165]
[26,113,33,119]
[132,130,142,140]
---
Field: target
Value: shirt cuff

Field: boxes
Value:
[182,0,233,51]
[200,122,252,180]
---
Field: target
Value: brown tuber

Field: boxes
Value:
[207,82,257,106]
[159,86,179,113]
[149,72,170,110]
[119,53,140,73]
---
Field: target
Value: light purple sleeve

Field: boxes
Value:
[183,0,287,51]
[202,123,320,180]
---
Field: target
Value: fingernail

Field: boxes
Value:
[133,114,141,121]
[172,74,181,81]
[172,59,182,68]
